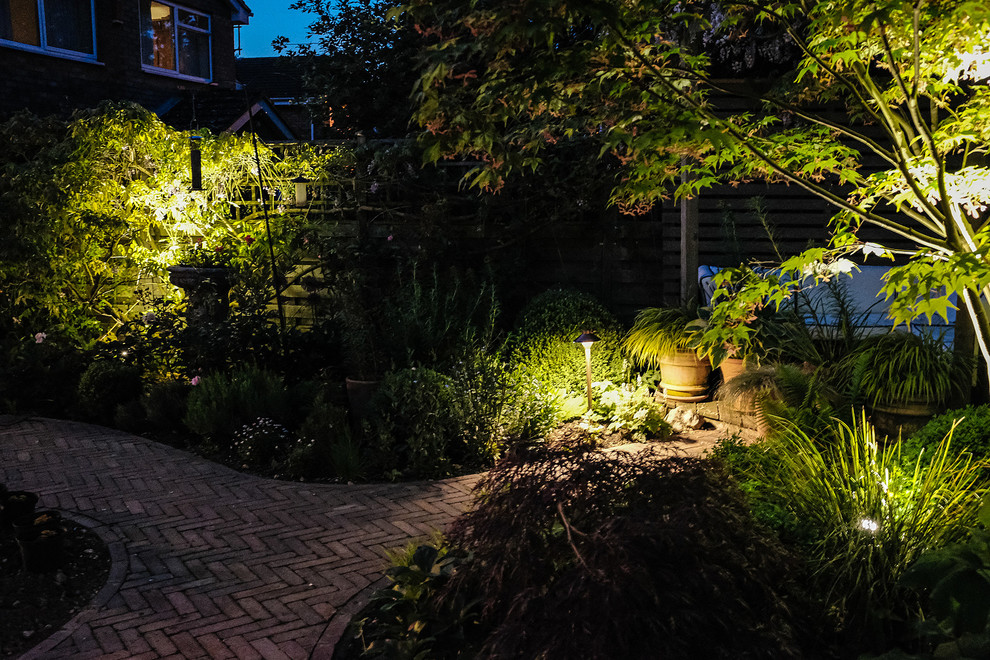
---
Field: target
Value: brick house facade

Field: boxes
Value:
[0,0,251,118]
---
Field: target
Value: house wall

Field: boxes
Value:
[0,0,241,119]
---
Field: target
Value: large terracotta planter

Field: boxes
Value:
[345,377,381,420]
[659,350,711,402]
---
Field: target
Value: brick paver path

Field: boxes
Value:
[1,416,480,659]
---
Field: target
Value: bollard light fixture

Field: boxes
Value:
[574,331,601,411]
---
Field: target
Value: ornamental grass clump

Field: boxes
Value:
[746,413,987,648]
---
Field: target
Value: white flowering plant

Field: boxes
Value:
[233,417,293,468]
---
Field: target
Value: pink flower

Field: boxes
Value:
[34,332,46,344]
[190,376,201,386]
[387,235,394,242]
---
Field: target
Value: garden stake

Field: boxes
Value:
[244,91,288,342]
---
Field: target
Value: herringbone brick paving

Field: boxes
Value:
[0,416,480,659]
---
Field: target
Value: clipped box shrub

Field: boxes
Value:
[77,360,143,424]
[902,404,990,465]
[508,288,626,396]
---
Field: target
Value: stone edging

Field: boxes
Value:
[18,510,128,660]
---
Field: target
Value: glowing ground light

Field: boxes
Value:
[859,518,879,533]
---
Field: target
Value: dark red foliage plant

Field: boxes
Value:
[441,445,840,660]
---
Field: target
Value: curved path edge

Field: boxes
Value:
[1,416,480,659]
[19,510,129,660]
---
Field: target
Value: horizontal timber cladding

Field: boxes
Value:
[659,180,922,304]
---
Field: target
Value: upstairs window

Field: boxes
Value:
[0,0,96,58]
[140,0,211,81]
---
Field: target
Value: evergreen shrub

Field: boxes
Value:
[903,405,990,465]
[508,288,626,396]
[77,360,143,424]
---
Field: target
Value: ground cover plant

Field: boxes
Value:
[0,518,111,659]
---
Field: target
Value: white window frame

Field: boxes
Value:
[0,0,98,62]
[140,0,212,83]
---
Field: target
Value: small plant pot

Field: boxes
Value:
[17,528,64,573]
[1,490,39,529]
[719,357,748,383]
[345,377,381,420]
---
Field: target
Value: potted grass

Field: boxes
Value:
[623,307,711,401]
[842,331,970,438]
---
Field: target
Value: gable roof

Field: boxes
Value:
[156,89,297,140]
[227,0,252,25]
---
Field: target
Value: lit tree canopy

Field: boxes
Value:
[405,0,990,377]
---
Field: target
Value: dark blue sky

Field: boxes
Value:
[238,0,313,58]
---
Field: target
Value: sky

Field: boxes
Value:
[237,0,314,58]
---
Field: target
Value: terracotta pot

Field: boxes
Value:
[345,377,381,419]
[870,400,939,440]
[719,356,748,383]
[659,350,711,402]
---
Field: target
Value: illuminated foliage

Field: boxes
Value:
[405,0,990,388]
[0,102,353,343]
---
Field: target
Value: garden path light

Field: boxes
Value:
[574,331,600,411]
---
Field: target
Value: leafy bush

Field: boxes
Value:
[407,446,833,659]
[0,330,88,416]
[339,540,479,660]
[76,360,143,424]
[381,265,499,371]
[445,350,559,462]
[893,497,990,659]
[508,288,625,395]
[741,414,987,649]
[580,380,671,441]
[902,405,990,466]
[183,366,291,446]
[142,379,191,434]
[285,395,364,482]
[365,368,465,479]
